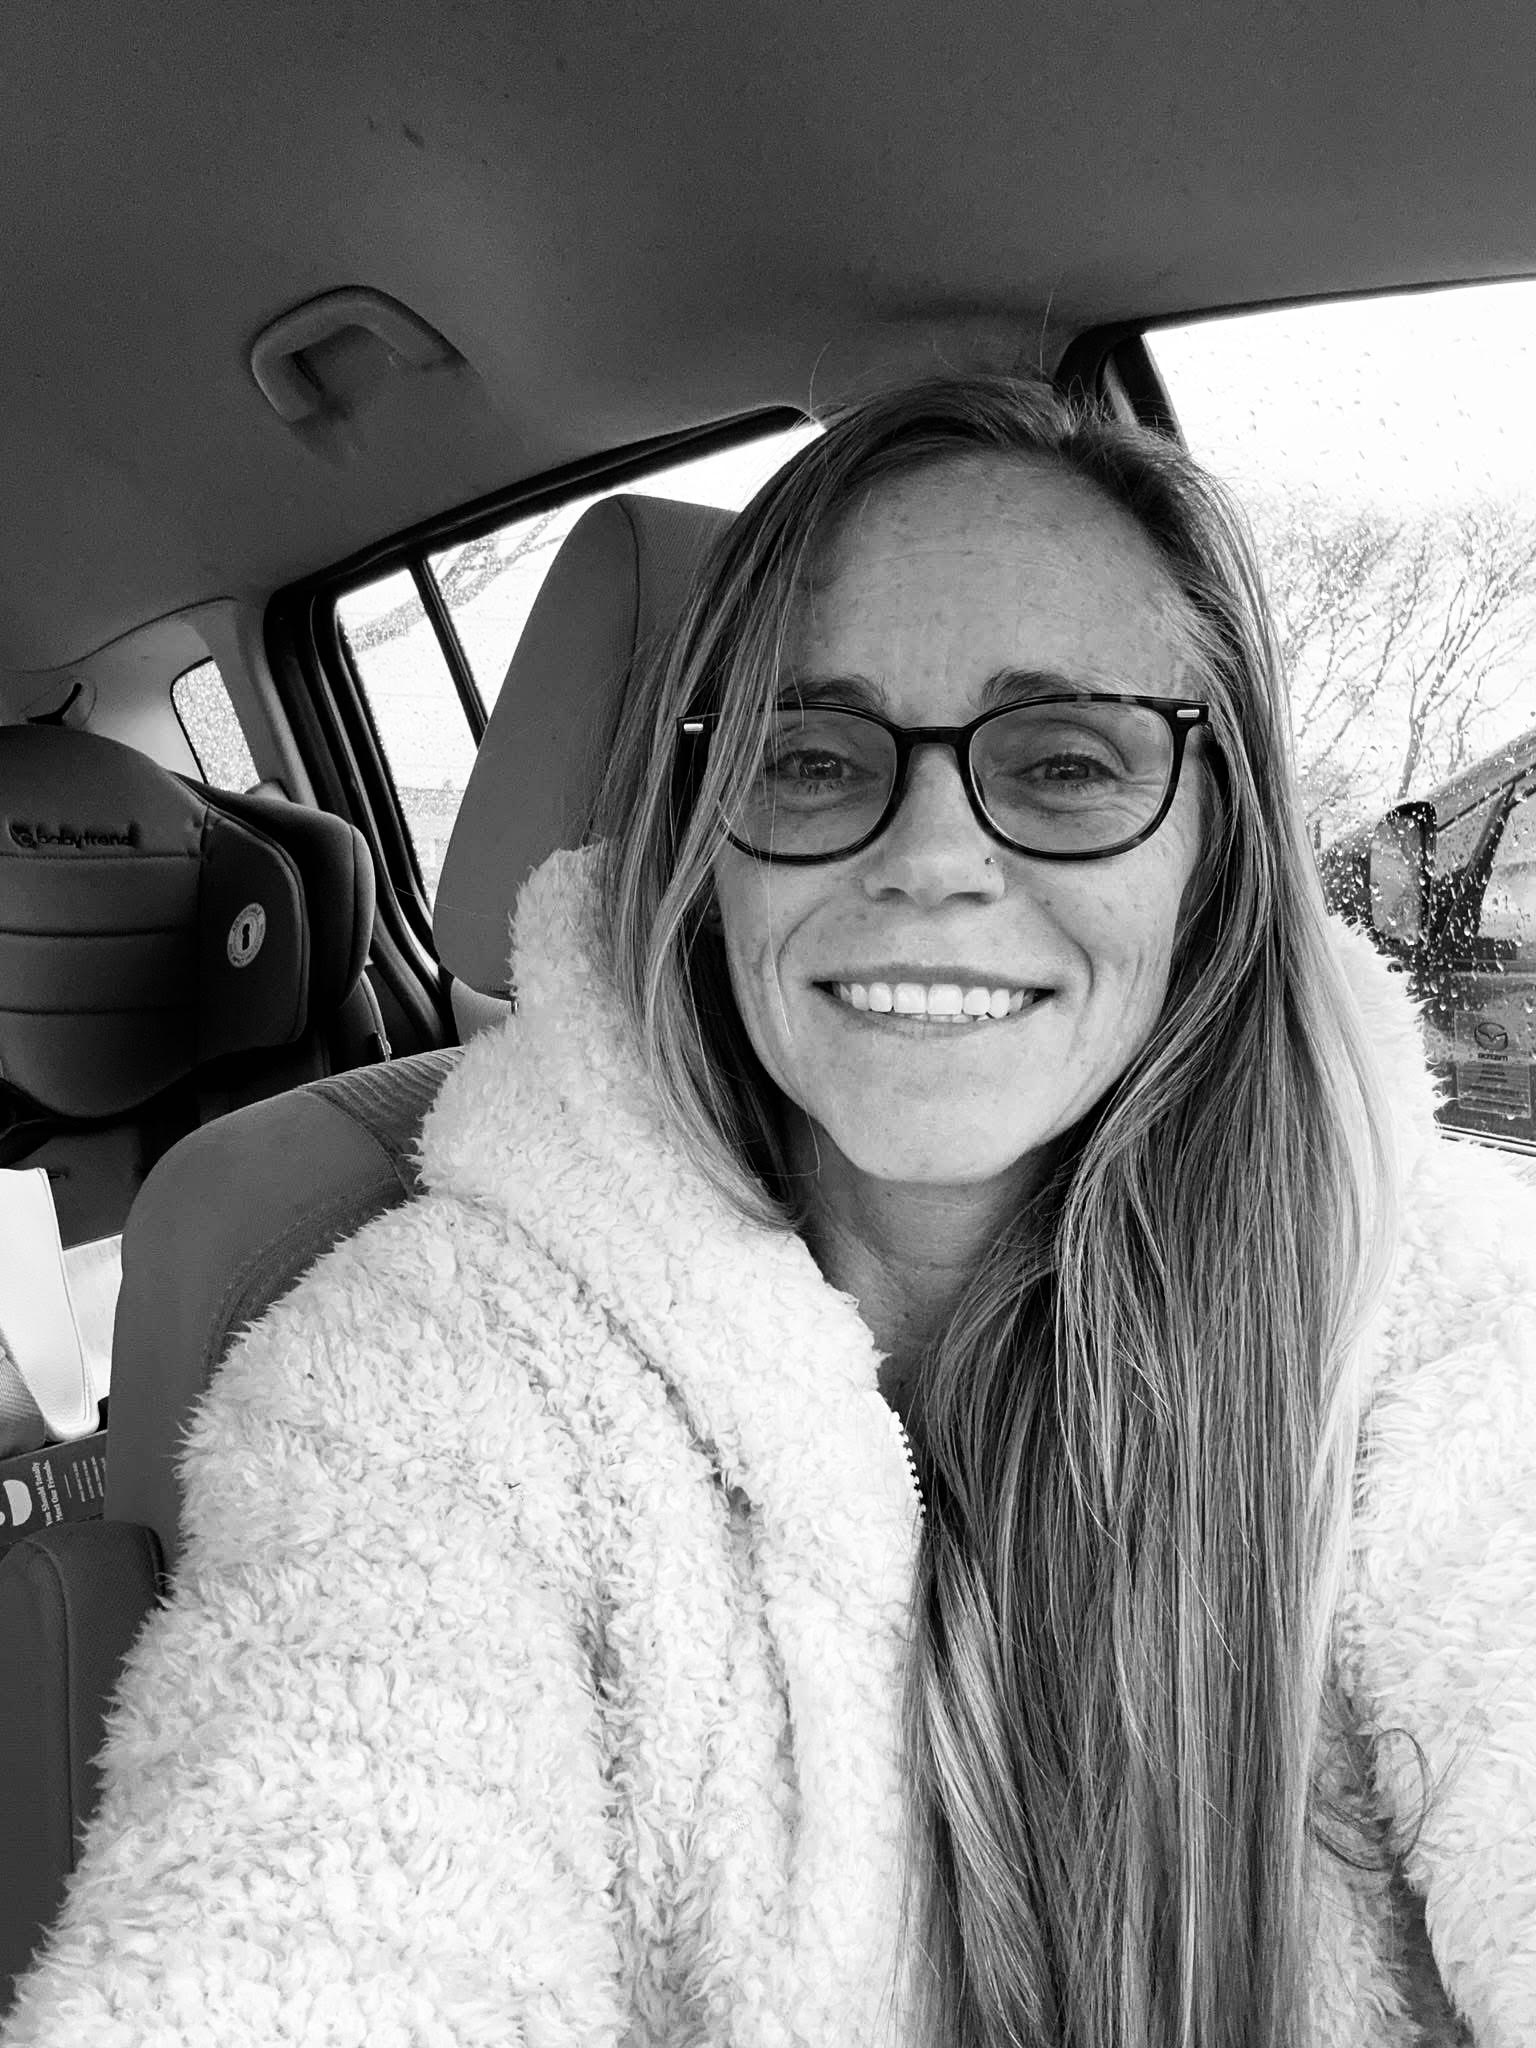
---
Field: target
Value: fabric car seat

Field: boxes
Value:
[0,493,733,2012]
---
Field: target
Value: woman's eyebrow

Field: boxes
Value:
[774,673,885,710]
[777,667,1102,711]
[979,666,1100,707]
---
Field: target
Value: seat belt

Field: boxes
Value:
[0,1169,115,1454]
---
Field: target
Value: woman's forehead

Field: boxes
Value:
[789,455,1197,686]
[809,454,1171,589]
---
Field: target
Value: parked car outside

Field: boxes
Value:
[1319,725,1536,1157]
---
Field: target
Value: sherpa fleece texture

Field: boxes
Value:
[3,845,1535,2047]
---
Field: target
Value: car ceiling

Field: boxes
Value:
[3,0,1535,676]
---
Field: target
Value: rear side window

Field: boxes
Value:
[338,421,818,907]
[334,573,479,912]
[425,511,566,712]
[172,659,258,792]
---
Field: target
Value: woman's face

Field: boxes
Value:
[710,454,1210,1200]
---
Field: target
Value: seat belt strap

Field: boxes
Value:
[0,1168,101,1443]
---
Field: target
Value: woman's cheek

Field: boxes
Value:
[722,927,798,1096]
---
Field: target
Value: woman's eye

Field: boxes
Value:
[769,749,855,783]
[1018,751,1119,783]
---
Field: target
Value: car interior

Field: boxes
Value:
[5,0,1536,2011]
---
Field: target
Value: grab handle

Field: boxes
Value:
[249,287,458,421]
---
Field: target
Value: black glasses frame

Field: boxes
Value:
[675,695,1212,865]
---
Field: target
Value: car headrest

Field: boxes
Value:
[433,492,735,996]
[0,724,375,1119]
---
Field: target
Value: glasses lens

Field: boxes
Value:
[973,700,1176,852]
[728,707,896,857]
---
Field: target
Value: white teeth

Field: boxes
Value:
[832,980,1038,1021]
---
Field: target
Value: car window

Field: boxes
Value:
[335,571,480,910]
[338,420,818,906]
[1148,282,1536,847]
[1436,788,1506,877]
[1147,283,1536,1158]
[1480,790,1536,955]
[171,659,258,793]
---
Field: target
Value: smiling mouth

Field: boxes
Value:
[818,981,1051,1025]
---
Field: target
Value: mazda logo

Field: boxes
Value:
[1474,1020,1511,1052]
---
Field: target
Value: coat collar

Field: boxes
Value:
[419,843,921,1557]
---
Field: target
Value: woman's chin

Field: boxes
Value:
[826,1125,1054,1195]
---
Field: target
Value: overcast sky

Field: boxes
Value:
[1149,277,1536,516]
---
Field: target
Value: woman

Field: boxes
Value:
[4,374,1534,2048]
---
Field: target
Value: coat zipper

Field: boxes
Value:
[887,1402,926,1521]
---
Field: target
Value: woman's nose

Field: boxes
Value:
[858,744,1005,906]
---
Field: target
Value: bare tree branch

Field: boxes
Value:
[1244,492,1536,844]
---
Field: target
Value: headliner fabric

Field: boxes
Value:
[0,726,374,1119]
[432,493,734,995]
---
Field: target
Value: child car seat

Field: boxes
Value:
[0,725,384,1253]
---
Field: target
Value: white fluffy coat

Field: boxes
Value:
[3,846,1535,2046]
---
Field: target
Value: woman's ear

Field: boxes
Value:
[699,890,724,932]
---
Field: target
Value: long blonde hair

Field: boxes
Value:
[588,372,1414,2047]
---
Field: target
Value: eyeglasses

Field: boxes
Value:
[675,695,1210,864]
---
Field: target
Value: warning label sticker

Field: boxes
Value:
[1453,1011,1534,1119]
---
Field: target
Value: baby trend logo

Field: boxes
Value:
[7,821,137,851]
